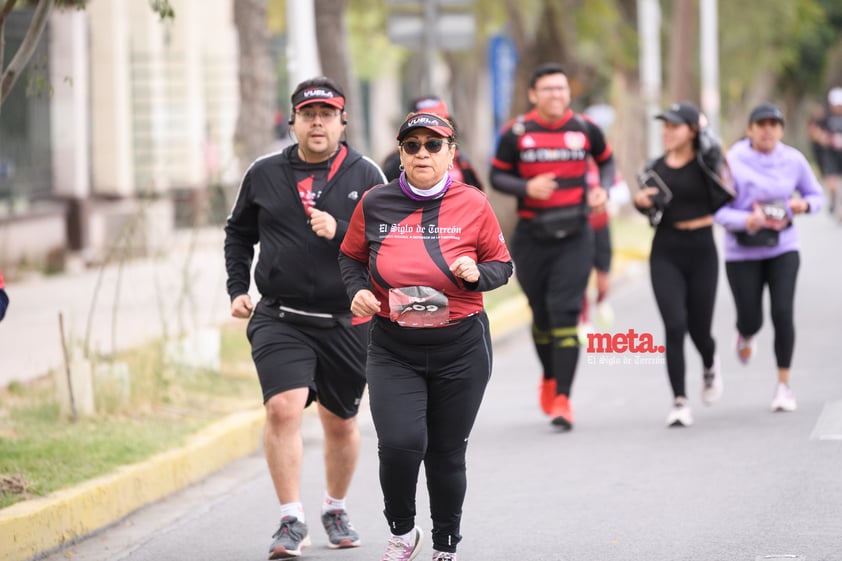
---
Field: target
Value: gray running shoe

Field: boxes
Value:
[321,509,361,549]
[269,516,311,559]
[432,551,456,560]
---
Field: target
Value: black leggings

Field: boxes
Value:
[650,226,718,399]
[725,251,800,369]
[366,313,492,554]
[511,222,594,396]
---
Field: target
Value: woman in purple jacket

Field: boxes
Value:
[714,102,824,412]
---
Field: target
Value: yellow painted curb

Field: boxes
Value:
[488,292,531,340]
[0,408,265,561]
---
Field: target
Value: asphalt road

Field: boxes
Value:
[42,213,842,561]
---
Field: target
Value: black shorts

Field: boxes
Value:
[821,149,842,176]
[246,306,368,419]
[593,225,612,273]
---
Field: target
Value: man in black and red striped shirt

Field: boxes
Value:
[490,62,616,430]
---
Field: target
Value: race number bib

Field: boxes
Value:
[388,286,450,327]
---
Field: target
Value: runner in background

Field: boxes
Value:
[807,87,842,219]
[714,102,823,412]
[381,96,485,191]
[490,62,614,430]
[578,103,631,337]
[633,101,733,428]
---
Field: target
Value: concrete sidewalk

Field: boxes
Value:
[1,227,232,388]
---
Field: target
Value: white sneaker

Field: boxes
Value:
[595,301,615,330]
[735,333,755,365]
[701,355,723,405]
[666,398,693,427]
[380,526,423,561]
[771,383,797,412]
[577,321,593,345]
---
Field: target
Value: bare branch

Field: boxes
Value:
[0,0,18,23]
[0,0,54,106]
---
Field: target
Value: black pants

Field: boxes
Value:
[511,222,594,396]
[366,313,492,554]
[725,251,800,369]
[650,226,718,399]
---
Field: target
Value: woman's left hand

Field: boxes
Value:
[450,256,480,283]
[789,198,809,215]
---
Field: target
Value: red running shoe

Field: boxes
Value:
[550,394,575,430]
[540,377,556,415]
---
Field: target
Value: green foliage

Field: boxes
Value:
[347,0,408,80]
[573,0,638,78]
[148,0,175,21]
[719,0,830,102]
[24,54,51,99]
[53,0,88,8]
[778,0,842,93]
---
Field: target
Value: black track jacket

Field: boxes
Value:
[224,143,386,314]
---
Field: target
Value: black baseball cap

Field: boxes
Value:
[748,102,785,126]
[656,101,700,126]
[291,85,345,111]
[396,112,454,141]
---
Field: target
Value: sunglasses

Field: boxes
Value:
[400,139,451,155]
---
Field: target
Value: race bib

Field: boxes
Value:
[388,286,450,327]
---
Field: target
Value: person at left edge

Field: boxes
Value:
[224,76,386,560]
[489,62,614,430]
[0,270,8,321]
[339,112,513,561]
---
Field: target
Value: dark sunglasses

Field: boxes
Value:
[400,139,451,155]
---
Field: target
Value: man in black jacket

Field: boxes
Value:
[224,76,385,560]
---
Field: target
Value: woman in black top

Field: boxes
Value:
[633,101,732,428]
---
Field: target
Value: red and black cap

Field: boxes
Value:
[396,112,454,141]
[409,96,450,118]
[292,86,345,111]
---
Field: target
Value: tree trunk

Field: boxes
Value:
[314,0,366,152]
[505,0,583,115]
[0,0,54,108]
[667,0,697,104]
[233,0,276,174]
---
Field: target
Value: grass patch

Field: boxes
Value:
[0,322,260,510]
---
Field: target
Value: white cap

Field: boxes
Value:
[829,87,842,106]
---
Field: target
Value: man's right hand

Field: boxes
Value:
[525,173,558,200]
[230,294,254,318]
